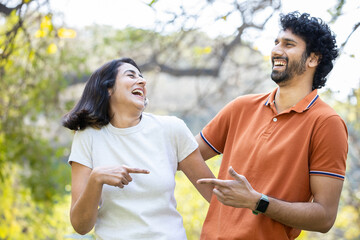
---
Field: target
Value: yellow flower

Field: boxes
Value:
[40,15,52,30]
[35,30,46,38]
[194,46,212,56]
[47,43,57,54]
[203,46,212,54]
[58,28,77,39]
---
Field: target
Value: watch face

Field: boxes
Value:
[257,198,269,213]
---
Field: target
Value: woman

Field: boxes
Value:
[63,57,215,240]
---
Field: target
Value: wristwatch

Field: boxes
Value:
[252,194,269,215]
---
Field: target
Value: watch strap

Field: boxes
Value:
[252,194,269,215]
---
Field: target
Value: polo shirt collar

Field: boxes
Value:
[265,88,319,113]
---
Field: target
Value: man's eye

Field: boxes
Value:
[128,74,135,78]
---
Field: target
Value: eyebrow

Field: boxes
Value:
[275,37,298,44]
[124,69,143,78]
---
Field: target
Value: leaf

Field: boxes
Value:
[148,0,158,7]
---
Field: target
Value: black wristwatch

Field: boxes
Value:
[252,194,269,215]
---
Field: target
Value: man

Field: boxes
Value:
[196,12,348,240]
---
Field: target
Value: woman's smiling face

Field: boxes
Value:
[108,62,147,114]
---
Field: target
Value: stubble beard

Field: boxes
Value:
[271,51,308,85]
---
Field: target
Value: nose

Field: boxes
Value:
[137,76,147,86]
[271,44,284,58]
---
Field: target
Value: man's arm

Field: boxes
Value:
[198,167,343,233]
[195,134,218,161]
[265,175,343,232]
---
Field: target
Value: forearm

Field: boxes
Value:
[263,197,335,233]
[70,174,103,235]
[195,182,214,202]
[179,148,215,202]
[184,166,215,202]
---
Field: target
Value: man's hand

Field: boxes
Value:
[197,166,261,210]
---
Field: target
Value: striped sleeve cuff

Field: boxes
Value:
[309,171,345,180]
[200,131,222,154]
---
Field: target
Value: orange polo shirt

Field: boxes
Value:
[200,88,348,240]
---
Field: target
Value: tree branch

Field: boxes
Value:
[0,3,22,16]
[340,22,360,52]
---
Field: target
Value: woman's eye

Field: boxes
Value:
[128,74,135,78]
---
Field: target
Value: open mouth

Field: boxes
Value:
[273,59,287,68]
[132,89,144,97]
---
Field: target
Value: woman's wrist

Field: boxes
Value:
[89,168,104,186]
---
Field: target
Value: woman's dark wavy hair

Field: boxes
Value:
[62,57,141,130]
[280,11,338,89]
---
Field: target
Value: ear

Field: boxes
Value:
[108,88,113,96]
[308,52,321,68]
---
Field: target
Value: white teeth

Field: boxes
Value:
[274,61,286,66]
[132,89,144,97]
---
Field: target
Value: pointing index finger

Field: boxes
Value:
[197,178,228,186]
[123,166,150,174]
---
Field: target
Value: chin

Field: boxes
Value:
[136,104,146,111]
[271,72,289,84]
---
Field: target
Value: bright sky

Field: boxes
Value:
[51,0,360,100]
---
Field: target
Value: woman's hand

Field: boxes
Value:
[91,165,150,188]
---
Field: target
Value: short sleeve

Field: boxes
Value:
[201,100,234,154]
[170,117,198,162]
[309,115,348,180]
[68,129,93,169]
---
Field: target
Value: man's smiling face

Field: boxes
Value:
[271,29,309,85]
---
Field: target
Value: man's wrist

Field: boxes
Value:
[252,194,269,215]
[251,192,262,211]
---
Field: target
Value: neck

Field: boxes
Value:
[274,75,313,113]
[110,113,142,128]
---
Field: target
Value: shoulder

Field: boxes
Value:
[307,98,348,138]
[310,98,345,124]
[313,98,339,115]
[233,92,270,106]
[73,126,102,140]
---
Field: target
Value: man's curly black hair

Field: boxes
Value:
[279,11,338,89]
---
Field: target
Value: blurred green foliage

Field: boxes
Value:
[0,2,78,239]
[0,164,73,239]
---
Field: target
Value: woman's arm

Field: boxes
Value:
[70,162,102,235]
[178,148,215,202]
[70,162,149,235]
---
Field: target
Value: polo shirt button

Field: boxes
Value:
[273,117,278,122]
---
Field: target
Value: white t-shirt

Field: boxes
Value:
[68,112,198,240]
